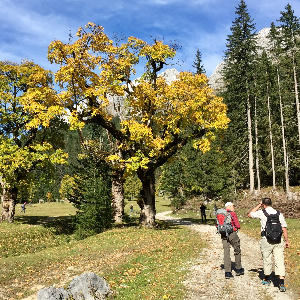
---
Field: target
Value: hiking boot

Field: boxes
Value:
[235,268,244,276]
[225,272,234,279]
[262,279,271,286]
[279,284,286,292]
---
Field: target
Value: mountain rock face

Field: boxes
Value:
[208,61,226,94]
[158,68,180,84]
[208,27,271,94]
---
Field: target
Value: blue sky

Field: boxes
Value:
[1,0,300,77]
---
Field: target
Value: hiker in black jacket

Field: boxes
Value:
[200,203,206,222]
[248,197,290,292]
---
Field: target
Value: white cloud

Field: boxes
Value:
[0,2,73,42]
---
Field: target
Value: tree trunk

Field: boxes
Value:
[266,78,276,190]
[138,170,156,227]
[292,53,300,146]
[277,68,290,193]
[1,179,17,223]
[246,89,255,194]
[254,96,261,192]
[111,169,124,224]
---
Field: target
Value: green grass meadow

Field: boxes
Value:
[0,198,205,300]
[1,198,300,299]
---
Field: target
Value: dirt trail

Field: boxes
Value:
[156,211,296,300]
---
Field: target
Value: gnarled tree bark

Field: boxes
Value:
[137,169,156,227]
[1,179,17,223]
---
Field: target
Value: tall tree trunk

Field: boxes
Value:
[111,169,124,223]
[137,169,156,227]
[111,141,125,223]
[1,179,17,223]
[254,96,261,192]
[277,68,290,193]
[292,53,300,146]
[266,78,276,189]
[246,88,255,194]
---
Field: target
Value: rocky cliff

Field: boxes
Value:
[208,27,271,94]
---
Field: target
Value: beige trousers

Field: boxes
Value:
[260,238,285,277]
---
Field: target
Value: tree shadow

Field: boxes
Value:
[15,215,75,235]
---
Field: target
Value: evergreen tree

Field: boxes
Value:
[268,22,291,192]
[222,0,258,193]
[159,137,231,207]
[255,50,277,189]
[192,49,206,74]
[277,4,300,185]
[70,157,112,240]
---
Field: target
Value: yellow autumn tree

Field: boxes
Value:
[0,60,67,222]
[23,23,229,226]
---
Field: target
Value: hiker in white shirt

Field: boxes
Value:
[248,197,290,292]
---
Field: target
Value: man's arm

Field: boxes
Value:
[231,212,241,230]
[282,227,290,248]
[248,202,262,218]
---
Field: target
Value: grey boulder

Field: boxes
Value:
[37,272,111,300]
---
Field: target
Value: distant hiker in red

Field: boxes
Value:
[216,202,244,279]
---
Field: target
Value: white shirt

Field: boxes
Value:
[250,207,287,234]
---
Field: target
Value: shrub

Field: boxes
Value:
[72,173,113,240]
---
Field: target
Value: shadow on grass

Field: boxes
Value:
[15,215,75,235]
[14,212,214,235]
[172,217,216,226]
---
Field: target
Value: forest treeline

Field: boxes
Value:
[1,1,300,232]
[161,1,300,204]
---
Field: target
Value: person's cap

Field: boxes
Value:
[225,202,234,208]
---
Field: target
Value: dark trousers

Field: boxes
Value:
[221,231,242,272]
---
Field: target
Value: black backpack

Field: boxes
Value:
[262,209,282,243]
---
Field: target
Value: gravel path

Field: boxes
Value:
[156,211,296,300]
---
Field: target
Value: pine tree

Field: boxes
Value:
[268,22,290,193]
[222,0,258,193]
[278,4,300,147]
[192,49,206,74]
[256,50,277,189]
[159,135,231,205]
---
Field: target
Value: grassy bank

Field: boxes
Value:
[0,198,205,299]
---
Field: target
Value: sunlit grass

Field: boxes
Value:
[0,223,204,299]
[14,201,77,219]
[124,196,172,215]
[1,197,207,299]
